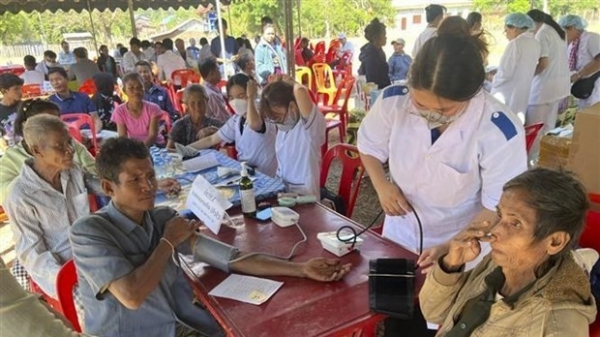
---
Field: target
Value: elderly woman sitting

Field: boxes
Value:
[3,114,97,298]
[420,168,596,336]
[166,84,223,149]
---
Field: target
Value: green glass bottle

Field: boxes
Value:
[239,162,256,217]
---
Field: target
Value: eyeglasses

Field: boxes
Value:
[265,108,289,125]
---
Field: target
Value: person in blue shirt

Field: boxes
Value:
[210,19,240,75]
[388,38,412,83]
[47,67,102,131]
[135,61,180,121]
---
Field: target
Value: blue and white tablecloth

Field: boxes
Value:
[155,150,285,210]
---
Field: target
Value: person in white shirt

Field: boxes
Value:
[358,34,526,272]
[248,76,326,197]
[35,50,58,79]
[20,55,45,85]
[141,40,156,62]
[412,4,446,58]
[559,14,600,110]
[526,10,570,161]
[157,38,186,84]
[188,74,278,177]
[58,40,75,66]
[337,33,355,59]
[491,13,541,119]
[121,37,147,74]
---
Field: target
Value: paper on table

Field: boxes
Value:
[182,152,219,172]
[208,274,284,305]
[186,175,232,234]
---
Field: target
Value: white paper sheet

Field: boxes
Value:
[186,175,232,234]
[182,152,219,172]
[208,274,284,305]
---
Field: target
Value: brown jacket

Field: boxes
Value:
[420,253,596,336]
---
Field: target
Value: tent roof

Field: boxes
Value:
[0,0,233,15]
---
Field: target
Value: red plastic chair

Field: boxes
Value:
[314,41,326,56]
[159,111,172,134]
[171,69,199,88]
[216,80,228,95]
[174,89,185,114]
[22,84,43,98]
[320,76,355,146]
[78,78,96,95]
[320,144,365,217]
[579,194,600,337]
[56,260,82,332]
[524,122,544,154]
[61,114,98,156]
[295,48,306,66]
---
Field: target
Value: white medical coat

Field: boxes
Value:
[492,32,541,115]
[569,31,600,109]
[357,85,527,253]
[529,24,570,105]
[412,27,437,58]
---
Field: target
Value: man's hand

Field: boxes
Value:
[157,178,181,196]
[417,242,450,274]
[302,258,351,282]
[163,216,199,246]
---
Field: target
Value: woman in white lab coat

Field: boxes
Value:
[357,34,527,266]
[526,10,570,161]
[491,13,541,118]
[559,15,600,110]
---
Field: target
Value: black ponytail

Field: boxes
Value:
[527,10,566,40]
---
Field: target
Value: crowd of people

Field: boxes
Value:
[0,6,599,337]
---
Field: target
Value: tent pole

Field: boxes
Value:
[296,0,301,38]
[86,0,99,57]
[216,0,228,78]
[128,0,137,37]
[283,0,295,75]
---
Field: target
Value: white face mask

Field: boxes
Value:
[276,109,299,132]
[230,98,248,116]
[416,109,459,129]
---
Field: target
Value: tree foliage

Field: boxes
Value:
[473,0,599,16]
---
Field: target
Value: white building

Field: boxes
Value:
[392,0,473,31]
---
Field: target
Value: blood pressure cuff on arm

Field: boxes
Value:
[193,234,240,273]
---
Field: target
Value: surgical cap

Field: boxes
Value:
[558,15,588,30]
[505,13,535,30]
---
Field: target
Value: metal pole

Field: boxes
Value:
[227,5,233,37]
[86,0,99,57]
[128,0,137,38]
[283,0,295,75]
[216,0,228,78]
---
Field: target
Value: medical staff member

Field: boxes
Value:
[559,15,600,110]
[412,4,446,58]
[357,34,527,264]
[491,13,541,119]
[526,10,570,161]
[188,74,278,177]
[248,76,326,197]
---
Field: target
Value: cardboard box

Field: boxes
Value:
[567,103,600,196]
[538,134,571,170]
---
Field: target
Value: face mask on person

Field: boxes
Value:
[416,109,461,129]
[276,108,299,132]
[230,98,248,116]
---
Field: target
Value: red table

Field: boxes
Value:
[185,203,424,337]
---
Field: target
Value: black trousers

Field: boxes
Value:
[383,305,438,337]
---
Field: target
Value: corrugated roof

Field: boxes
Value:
[0,0,234,15]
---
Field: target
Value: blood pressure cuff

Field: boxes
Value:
[368,258,416,319]
[193,234,240,273]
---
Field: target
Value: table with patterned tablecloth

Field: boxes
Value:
[155,149,285,210]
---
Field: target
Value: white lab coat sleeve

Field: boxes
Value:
[493,41,519,89]
[538,29,550,58]
[478,109,527,211]
[585,33,600,62]
[357,90,398,162]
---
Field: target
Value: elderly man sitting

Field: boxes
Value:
[70,137,351,337]
[420,168,596,336]
[4,114,99,298]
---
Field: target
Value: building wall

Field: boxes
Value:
[392,0,473,32]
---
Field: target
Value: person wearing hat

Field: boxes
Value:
[337,33,355,59]
[491,13,541,119]
[412,4,446,58]
[559,15,600,109]
[388,38,412,83]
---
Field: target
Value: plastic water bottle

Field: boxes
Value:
[159,149,174,177]
[154,158,166,179]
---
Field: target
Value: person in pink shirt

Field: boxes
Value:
[111,73,165,147]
